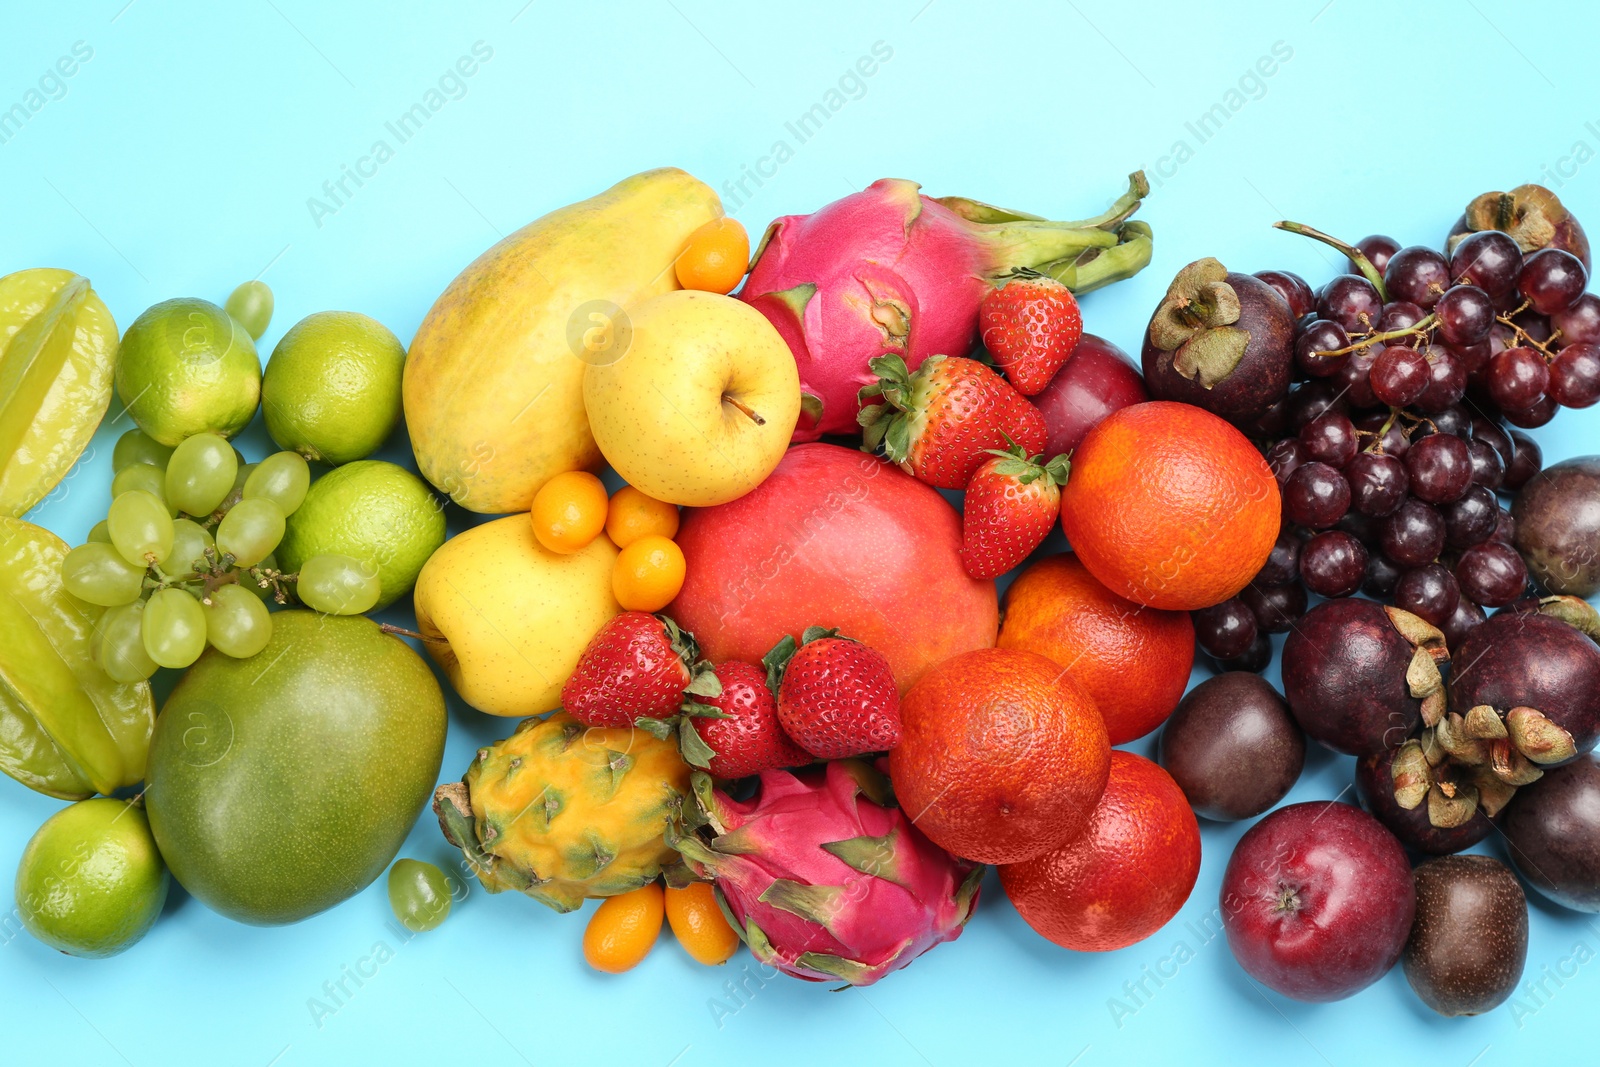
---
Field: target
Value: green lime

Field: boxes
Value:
[278,460,444,610]
[262,311,405,465]
[15,798,169,958]
[115,298,261,446]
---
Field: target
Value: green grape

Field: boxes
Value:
[225,280,274,341]
[142,588,207,669]
[107,490,174,568]
[231,461,255,495]
[165,433,238,517]
[111,462,177,516]
[202,584,273,658]
[112,429,174,473]
[244,452,310,515]
[86,520,111,543]
[244,552,279,603]
[61,543,146,606]
[296,553,380,615]
[99,600,159,683]
[168,518,214,576]
[215,497,284,567]
[387,859,452,933]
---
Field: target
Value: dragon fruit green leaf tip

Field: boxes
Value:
[670,759,984,986]
[738,171,1153,440]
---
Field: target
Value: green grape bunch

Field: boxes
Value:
[60,426,378,682]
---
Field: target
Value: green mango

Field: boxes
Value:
[145,611,446,925]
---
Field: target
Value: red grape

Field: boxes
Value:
[1465,437,1506,490]
[1486,346,1550,410]
[1255,270,1315,318]
[1384,246,1451,309]
[1439,597,1486,651]
[1266,438,1308,488]
[1318,275,1384,334]
[1404,432,1472,504]
[1551,293,1600,347]
[1240,581,1307,634]
[1518,248,1588,314]
[1394,563,1460,627]
[1353,412,1410,458]
[1442,484,1498,548]
[1504,430,1543,490]
[1370,345,1430,406]
[1449,230,1522,299]
[1193,598,1258,659]
[1299,530,1367,598]
[1295,319,1349,378]
[1381,499,1446,566]
[1257,529,1303,586]
[1354,235,1401,276]
[1363,552,1405,597]
[1434,285,1494,347]
[1283,462,1351,528]
[1299,411,1359,467]
[1455,541,1528,608]
[1502,393,1559,428]
[1346,451,1410,517]
[1549,342,1600,407]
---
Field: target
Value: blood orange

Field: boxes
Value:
[1000,751,1201,951]
[889,648,1110,865]
[1059,401,1279,611]
[998,552,1194,744]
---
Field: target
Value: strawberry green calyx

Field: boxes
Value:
[981,442,1070,487]
[762,625,844,692]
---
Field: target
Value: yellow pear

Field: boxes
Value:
[583,290,800,507]
[412,516,619,716]
[404,169,722,514]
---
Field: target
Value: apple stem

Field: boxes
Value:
[380,623,432,641]
[723,394,766,426]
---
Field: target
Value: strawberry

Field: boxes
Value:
[561,612,719,729]
[765,627,901,759]
[858,354,1046,489]
[979,274,1083,395]
[959,446,1070,580]
[684,660,811,778]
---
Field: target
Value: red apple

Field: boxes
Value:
[1030,333,1148,459]
[668,443,998,692]
[1221,801,1414,1002]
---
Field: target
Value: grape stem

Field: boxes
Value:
[1495,299,1561,357]
[1314,314,1437,358]
[1273,220,1389,301]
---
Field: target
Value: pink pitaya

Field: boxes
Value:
[740,173,1152,440]
[671,759,983,986]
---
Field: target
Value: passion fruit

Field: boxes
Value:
[1512,455,1600,597]
[1403,855,1528,1017]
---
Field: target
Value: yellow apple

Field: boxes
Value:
[582,290,800,506]
[412,515,619,716]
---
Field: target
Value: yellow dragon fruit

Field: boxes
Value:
[434,712,690,912]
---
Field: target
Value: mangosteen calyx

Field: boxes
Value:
[1537,595,1600,643]
[1148,258,1250,388]
[1388,606,1450,727]
[1462,184,1569,254]
[1397,702,1574,830]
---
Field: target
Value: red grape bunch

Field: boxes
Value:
[1189,187,1595,671]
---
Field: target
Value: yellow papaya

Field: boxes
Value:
[403,168,722,514]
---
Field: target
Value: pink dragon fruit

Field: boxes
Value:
[740,173,1152,440]
[671,759,983,986]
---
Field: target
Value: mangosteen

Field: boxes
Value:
[1355,744,1492,855]
[1449,609,1600,767]
[1447,183,1591,270]
[1281,599,1448,757]
[1158,673,1305,821]
[1513,455,1600,597]
[1142,258,1296,427]
[1403,855,1528,1017]
[1500,755,1600,911]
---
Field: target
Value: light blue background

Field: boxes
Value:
[3,1,1599,1064]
